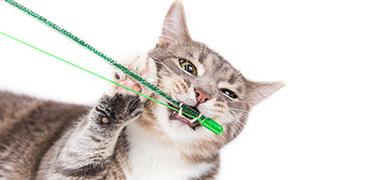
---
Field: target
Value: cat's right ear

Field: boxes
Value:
[247,81,285,106]
[157,0,191,48]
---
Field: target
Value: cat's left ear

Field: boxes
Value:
[157,0,192,48]
[247,81,285,106]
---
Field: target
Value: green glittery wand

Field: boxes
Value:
[3,0,223,135]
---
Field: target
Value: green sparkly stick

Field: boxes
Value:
[3,0,223,135]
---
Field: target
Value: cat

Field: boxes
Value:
[0,1,284,179]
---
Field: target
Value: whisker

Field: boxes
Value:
[230,118,247,125]
[153,59,173,73]
[228,109,248,117]
[228,100,255,104]
[221,111,247,125]
[226,123,243,135]
[228,107,249,113]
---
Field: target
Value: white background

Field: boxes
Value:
[1,0,386,179]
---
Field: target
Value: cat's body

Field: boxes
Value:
[0,91,217,180]
[0,1,283,179]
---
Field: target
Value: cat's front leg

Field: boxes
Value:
[53,92,144,177]
[47,54,156,178]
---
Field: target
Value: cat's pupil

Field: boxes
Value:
[220,88,238,99]
[178,58,197,75]
[185,65,193,73]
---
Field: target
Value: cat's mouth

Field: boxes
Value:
[168,103,201,130]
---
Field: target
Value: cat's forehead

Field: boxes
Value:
[174,43,247,84]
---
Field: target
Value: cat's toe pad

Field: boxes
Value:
[96,93,145,125]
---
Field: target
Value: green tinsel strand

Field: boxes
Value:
[4,0,223,135]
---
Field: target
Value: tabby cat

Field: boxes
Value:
[0,1,283,179]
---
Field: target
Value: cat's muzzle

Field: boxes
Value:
[168,103,201,130]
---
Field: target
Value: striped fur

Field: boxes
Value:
[0,1,283,179]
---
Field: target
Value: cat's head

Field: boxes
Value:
[143,1,283,148]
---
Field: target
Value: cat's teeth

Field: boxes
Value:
[188,119,197,123]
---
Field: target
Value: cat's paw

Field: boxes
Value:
[112,54,157,101]
[94,93,144,126]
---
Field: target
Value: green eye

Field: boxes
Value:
[179,58,197,76]
[220,88,238,99]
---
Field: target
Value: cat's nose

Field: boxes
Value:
[194,88,210,105]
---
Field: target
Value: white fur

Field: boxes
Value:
[124,123,214,180]
[117,52,217,179]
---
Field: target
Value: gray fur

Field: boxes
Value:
[0,1,282,179]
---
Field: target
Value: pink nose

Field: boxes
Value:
[194,88,210,105]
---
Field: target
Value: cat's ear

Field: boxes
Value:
[247,81,285,106]
[157,0,191,48]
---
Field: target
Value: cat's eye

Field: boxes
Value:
[178,58,197,76]
[220,88,238,99]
